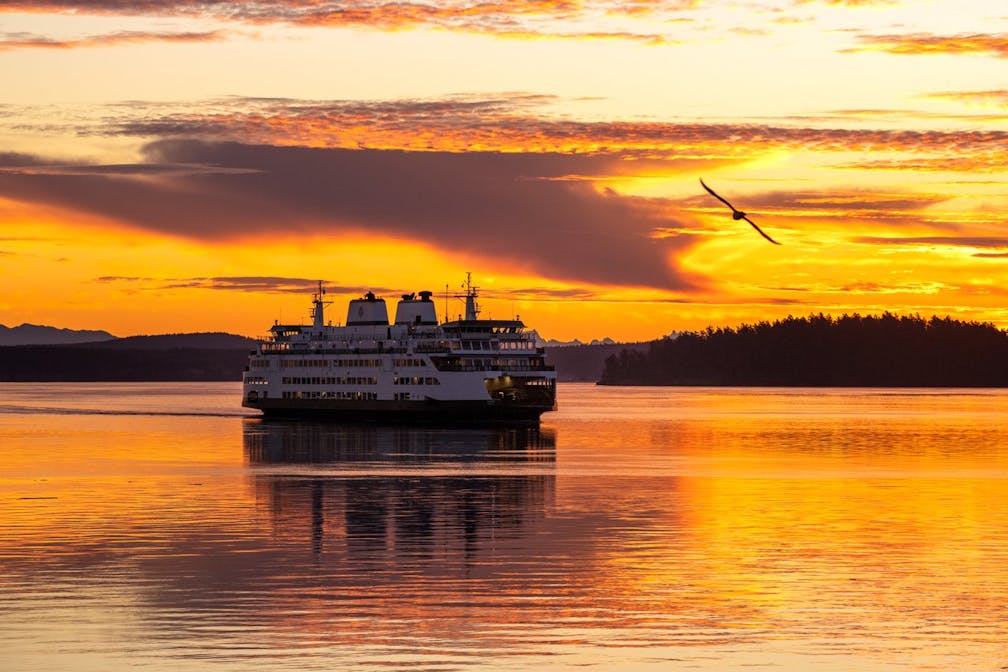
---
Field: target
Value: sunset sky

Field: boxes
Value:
[2,0,1008,341]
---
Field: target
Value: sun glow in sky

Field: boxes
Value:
[2,1,1008,340]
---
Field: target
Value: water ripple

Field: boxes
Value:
[3,383,1008,670]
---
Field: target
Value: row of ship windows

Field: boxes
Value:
[282,391,378,400]
[279,358,385,369]
[499,341,534,350]
[277,376,440,386]
[254,355,541,371]
[245,376,268,385]
[255,358,428,369]
[283,376,378,385]
[433,358,546,371]
[461,340,534,351]
[392,358,427,368]
[394,376,440,385]
[260,340,532,353]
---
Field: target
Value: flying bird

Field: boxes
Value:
[699,178,781,245]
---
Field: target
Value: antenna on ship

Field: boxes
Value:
[312,280,332,330]
[458,271,480,321]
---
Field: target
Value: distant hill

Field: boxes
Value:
[600,313,1008,387]
[544,342,647,382]
[86,332,258,350]
[539,336,617,348]
[0,331,258,381]
[0,345,250,382]
[0,323,115,346]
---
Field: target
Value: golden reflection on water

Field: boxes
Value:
[2,383,1008,670]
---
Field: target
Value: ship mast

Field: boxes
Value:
[312,280,332,329]
[463,271,480,321]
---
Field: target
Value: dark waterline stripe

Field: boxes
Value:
[0,404,254,418]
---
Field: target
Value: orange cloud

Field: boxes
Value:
[0,29,227,50]
[91,275,706,306]
[63,95,1008,161]
[683,188,952,231]
[9,95,1008,176]
[0,1,697,42]
[840,155,1008,173]
[925,89,1008,108]
[798,108,1008,124]
[852,236,1008,249]
[798,0,897,4]
[849,32,1008,58]
[95,275,399,295]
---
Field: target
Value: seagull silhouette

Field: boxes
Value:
[699,178,781,245]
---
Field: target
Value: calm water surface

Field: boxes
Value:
[2,383,1008,670]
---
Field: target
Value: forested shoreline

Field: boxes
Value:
[0,346,252,382]
[599,314,1008,387]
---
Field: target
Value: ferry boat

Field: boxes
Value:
[242,275,557,425]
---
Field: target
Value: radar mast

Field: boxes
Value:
[312,281,332,329]
[462,271,480,320]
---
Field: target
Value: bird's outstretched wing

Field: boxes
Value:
[741,215,781,245]
[699,178,737,211]
[700,177,782,245]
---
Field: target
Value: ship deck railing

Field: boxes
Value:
[432,363,556,373]
[258,341,543,356]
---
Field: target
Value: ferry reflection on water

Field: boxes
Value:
[241,420,556,558]
[243,419,556,464]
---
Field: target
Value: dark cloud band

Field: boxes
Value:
[0,140,705,291]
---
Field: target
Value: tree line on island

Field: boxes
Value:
[0,333,257,382]
[600,313,1008,387]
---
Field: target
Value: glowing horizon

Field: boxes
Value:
[2,1,1008,341]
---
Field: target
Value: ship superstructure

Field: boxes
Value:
[242,276,557,424]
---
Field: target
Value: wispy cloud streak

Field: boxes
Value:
[0,29,226,50]
[853,236,1008,249]
[93,275,720,305]
[0,1,696,42]
[69,95,1008,172]
[848,32,1008,58]
[925,89,1008,107]
[95,275,398,295]
[6,94,1007,170]
[683,189,951,229]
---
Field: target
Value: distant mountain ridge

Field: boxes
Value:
[87,332,258,350]
[539,336,617,348]
[0,323,116,346]
[0,330,257,381]
[544,341,647,382]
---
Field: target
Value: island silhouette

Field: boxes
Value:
[600,313,1008,387]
